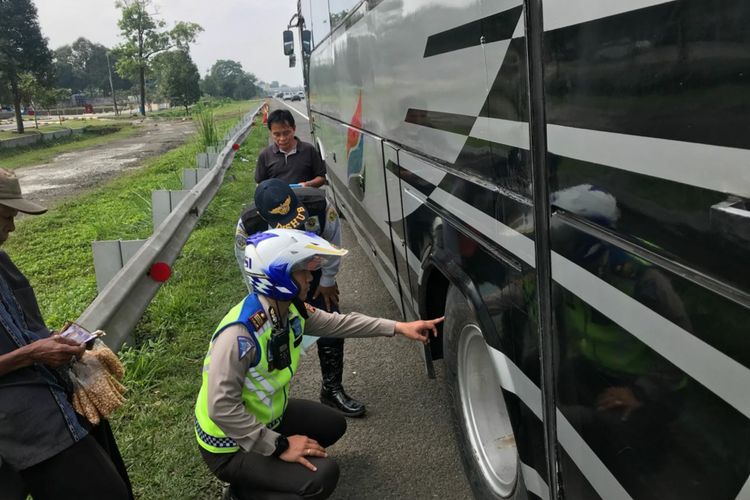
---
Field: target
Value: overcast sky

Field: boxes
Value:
[34,0,304,87]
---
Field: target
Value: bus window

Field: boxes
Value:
[308,0,331,43]
[329,0,360,27]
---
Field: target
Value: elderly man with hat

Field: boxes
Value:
[0,169,132,499]
[234,179,367,417]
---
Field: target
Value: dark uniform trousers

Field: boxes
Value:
[200,400,346,500]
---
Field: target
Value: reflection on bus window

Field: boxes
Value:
[308,0,330,43]
[329,0,359,27]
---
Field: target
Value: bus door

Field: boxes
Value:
[382,142,418,321]
[337,122,409,319]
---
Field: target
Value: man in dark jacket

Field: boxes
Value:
[0,168,132,499]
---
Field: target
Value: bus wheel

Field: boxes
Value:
[444,285,526,500]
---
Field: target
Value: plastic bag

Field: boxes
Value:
[70,340,126,425]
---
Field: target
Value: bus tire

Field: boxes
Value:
[444,285,527,500]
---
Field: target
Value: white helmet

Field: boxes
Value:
[244,228,348,300]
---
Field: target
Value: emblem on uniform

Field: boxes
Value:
[235,233,247,250]
[327,208,338,222]
[269,196,292,215]
[304,215,321,234]
[304,303,316,314]
[249,310,267,330]
[237,336,254,360]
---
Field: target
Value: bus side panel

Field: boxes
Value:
[313,112,408,317]
[389,146,554,494]
[542,0,750,498]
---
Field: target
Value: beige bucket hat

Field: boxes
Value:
[0,168,47,214]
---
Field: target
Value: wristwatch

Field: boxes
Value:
[272,435,289,457]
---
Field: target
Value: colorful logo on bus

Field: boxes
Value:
[346,92,365,198]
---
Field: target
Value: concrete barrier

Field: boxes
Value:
[0,127,87,149]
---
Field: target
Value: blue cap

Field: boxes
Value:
[254,179,308,229]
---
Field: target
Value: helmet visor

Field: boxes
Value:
[290,255,326,273]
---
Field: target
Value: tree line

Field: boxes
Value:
[0,0,263,133]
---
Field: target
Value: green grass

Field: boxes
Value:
[4,102,265,498]
[0,124,138,170]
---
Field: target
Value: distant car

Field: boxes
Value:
[295,92,305,100]
[290,94,302,102]
[282,92,293,100]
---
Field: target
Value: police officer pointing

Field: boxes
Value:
[197,228,442,499]
[235,179,366,416]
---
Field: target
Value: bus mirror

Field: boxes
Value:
[302,30,312,55]
[289,54,296,68]
[283,30,294,56]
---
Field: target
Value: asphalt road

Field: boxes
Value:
[268,99,472,500]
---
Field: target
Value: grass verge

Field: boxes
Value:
[4,100,264,498]
[0,124,138,170]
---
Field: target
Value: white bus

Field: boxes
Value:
[284,1,750,498]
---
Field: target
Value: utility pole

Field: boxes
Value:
[105,51,119,116]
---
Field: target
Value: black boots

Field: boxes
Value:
[318,343,366,417]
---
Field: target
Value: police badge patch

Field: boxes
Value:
[237,336,254,360]
[235,233,247,250]
[304,215,321,234]
[327,208,338,222]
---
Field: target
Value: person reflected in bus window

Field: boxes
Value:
[254,118,366,416]
[552,184,693,493]
[255,109,326,188]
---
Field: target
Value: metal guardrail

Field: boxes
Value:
[77,102,265,351]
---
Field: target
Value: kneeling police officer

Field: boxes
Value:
[235,179,366,417]
[197,228,442,499]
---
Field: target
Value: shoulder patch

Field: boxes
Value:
[327,208,338,222]
[237,336,255,360]
[304,302,316,314]
[249,310,267,331]
[235,233,247,250]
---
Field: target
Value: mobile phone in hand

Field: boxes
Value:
[60,323,97,344]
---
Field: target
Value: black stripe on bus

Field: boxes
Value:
[404,109,476,136]
[423,6,523,58]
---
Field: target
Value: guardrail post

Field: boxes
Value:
[196,152,219,169]
[182,168,211,189]
[152,190,190,230]
[92,239,147,292]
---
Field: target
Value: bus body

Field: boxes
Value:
[297,0,750,498]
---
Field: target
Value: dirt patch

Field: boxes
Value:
[16,119,196,209]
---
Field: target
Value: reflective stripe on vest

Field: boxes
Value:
[195,293,304,453]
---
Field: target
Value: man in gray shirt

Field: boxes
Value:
[254,109,326,188]
[195,228,442,499]
[253,110,367,417]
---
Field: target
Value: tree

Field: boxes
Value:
[18,73,70,125]
[152,50,201,114]
[54,38,131,96]
[0,0,53,133]
[113,0,202,116]
[201,60,260,100]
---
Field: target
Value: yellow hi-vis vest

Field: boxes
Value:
[194,293,304,453]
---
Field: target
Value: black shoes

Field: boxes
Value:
[320,386,366,417]
[318,343,367,418]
